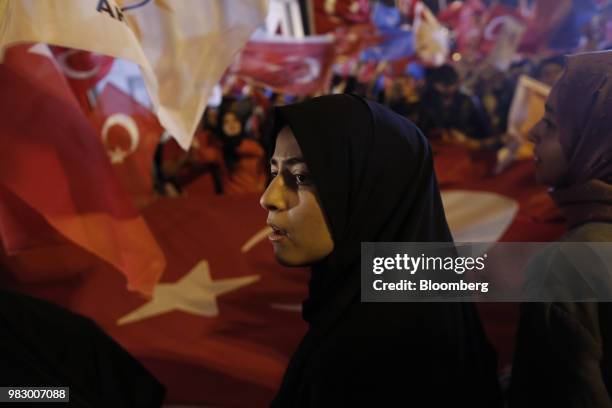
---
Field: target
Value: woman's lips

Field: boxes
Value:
[269,231,287,242]
[267,224,288,242]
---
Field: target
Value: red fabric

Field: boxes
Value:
[356,60,379,83]
[1,194,309,406]
[0,44,164,296]
[333,23,382,59]
[191,130,223,165]
[89,84,164,209]
[223,139,267,195]
[387,56,417,78]
[50,47,114,112]
[439,1,526,59]
[164,130,224,197]
[232,37,336,96]
[438,0,487,54]
[518,0,572,53]
[0,137,569,405]
[312,0,370,34]
[479,4,527,56]
[0,186,96,283]
[434,143,564,239]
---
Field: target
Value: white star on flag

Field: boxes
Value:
[117,260,259,325]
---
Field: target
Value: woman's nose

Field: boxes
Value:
[260,175,286,212]
[527,122,540,144]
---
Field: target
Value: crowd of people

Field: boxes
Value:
[152,49,580,197]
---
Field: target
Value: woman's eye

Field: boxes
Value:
[543,118,555,130]
[294,173,311,185]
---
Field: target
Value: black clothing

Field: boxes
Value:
[0,290,165,407]
[418,88,490,140]
[509,223,612,407]
[216,98,250,174]
[270,94,501,407]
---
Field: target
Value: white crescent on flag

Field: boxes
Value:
[55,49,102,80]
[101,113,141,164]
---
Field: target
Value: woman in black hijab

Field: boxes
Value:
[260,94,501,407]
[216,99,249,174]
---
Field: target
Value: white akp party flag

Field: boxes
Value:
[0,0,269,149]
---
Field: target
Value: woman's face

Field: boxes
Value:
[260,127,334,266]
[528,90,569,187]
[222,112,242,137]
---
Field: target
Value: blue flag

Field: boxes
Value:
[361,28,414,61]
[550,0,597,50]
[372,3,401,29]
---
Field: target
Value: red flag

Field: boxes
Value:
[518,0,572,53]
[479,4,526,57]
[438,0,487,54]
[0,44,165,296]
[3,193,308,406]
[333,23,383,59]
[0,186,97,283]
[90,84,164,209]
[439,2,526,61]
[51,47,114,112]
[2,141,567,405]
[231,35,336,96]
[312,0,371,34]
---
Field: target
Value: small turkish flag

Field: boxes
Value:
[89,84,164,209]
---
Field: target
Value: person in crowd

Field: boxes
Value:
[509,51,612,407]
[261,94,502,407]
[329,73,348,94]
[202,105,219,132]
[508,59,535,84]
[533,55,566,87]
[271,92,288,107]
[475,66,515,138]
[386,76,421,123]
[154,108,225,196]
[215,100,266,194]
[417,64,490,140]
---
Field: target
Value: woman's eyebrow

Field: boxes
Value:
[269,157,305,166]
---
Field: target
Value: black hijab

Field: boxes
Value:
[216,99,249,173]
[270,94,501,407]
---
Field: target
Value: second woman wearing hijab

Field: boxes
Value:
[260,93,502,407]
[509,51,612,407]
[215,100,267,194]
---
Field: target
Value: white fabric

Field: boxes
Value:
[0,0,268,150]
[413,1,449,67]
[441,190,519,243]
[496,75,550,173]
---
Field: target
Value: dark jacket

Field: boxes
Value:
[510,222,612,408]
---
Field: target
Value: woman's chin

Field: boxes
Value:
[273,250,311,268]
